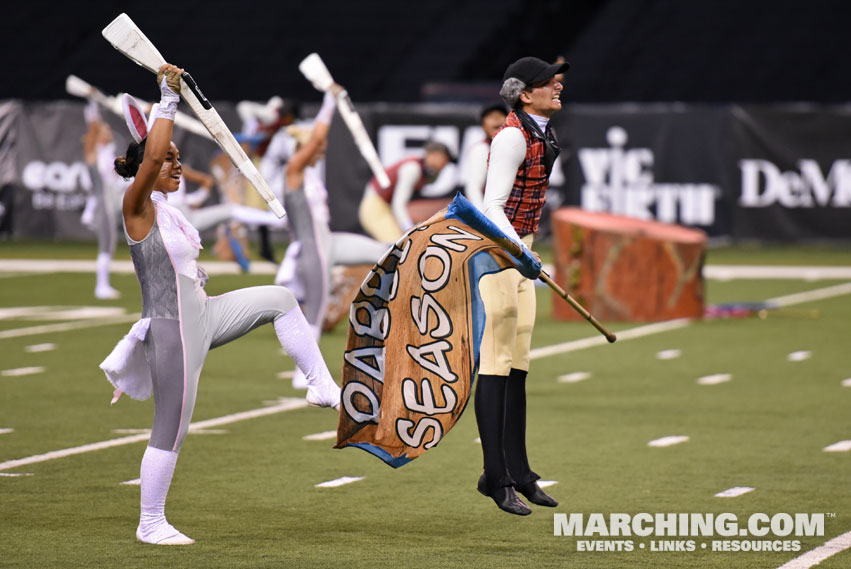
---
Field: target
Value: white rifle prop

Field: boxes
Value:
[65,74,121,114]
[299,53,391,189]
[66,74,213,141]
[101,13,285,218]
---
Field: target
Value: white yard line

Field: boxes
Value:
[5,260,850,279]
[776,530,851,569]
[706,266,851,281]
[530,319,692,360]
[532,281,851,360]
[0,398,307,472]
[1,281,849,472]
[0,314,141,340]
[2,367,45,377]
[0,259,278,276]
[768,282,851,307]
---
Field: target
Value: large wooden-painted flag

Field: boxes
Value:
[335,194,522,467]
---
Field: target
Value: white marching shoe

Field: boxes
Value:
[306,376,341,410]
[136,522,195,546]
[95,285,121,300]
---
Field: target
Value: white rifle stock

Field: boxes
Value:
[299,53,391,189]
[101,13,285,217]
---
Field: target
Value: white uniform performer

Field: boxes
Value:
[461,103,508,211]
[168,172,288,233]
[100,66,340,546]
[81,101,125,299]
[276,90,389,389]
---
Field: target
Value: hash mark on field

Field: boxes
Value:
[277,370,295,380]
[648,436,689,447]
[0,472,33,477]
[656,349,681,360]
[715,486,754,498]
[538,480,558,489]
[315,476,364,488]
[558,371,591,383]
[303,430,337,441]
[2,367,45,377]
[120,478,141,486]
[698,373,732,385]
[823,440,851,452]
[0,428,13,435]
[842,378,851,387]
[25,343,55,353]
[775,529,851,569]
[787,351,812,362]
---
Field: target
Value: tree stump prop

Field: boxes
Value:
[551,208,707,322]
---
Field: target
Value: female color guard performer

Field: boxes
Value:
[276,84,388,388]
[100,64,340,545]
[81,101,124,299]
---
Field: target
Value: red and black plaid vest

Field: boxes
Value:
[498,111,550,237]
[370,157,426,203]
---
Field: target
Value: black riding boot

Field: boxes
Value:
[474,374,531,516]
[505,368,557,507]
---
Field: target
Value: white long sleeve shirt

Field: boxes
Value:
[390,160,423,230]
[462,139,490,210]
[481,126,527,246]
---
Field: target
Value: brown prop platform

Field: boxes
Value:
[322,264,374,332]
[551,208,707,322]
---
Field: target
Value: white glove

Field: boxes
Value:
[154,69,181,122]
[315,91,337,125]
[84,100,101,124]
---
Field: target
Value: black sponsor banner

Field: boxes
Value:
[13,101,92,239]
[6,100,227,240]
[557,105,734,235]
[2,100,850,240]
[327,104,735,235]
[731,105,851,240]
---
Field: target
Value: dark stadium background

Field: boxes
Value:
[3,0,850,104]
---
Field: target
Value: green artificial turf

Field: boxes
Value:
[0,245,849,569]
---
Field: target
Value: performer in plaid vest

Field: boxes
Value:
[475,56,569,516]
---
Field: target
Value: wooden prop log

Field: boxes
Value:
[551,208,707,322]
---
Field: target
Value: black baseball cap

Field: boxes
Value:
[503,56,570,85]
